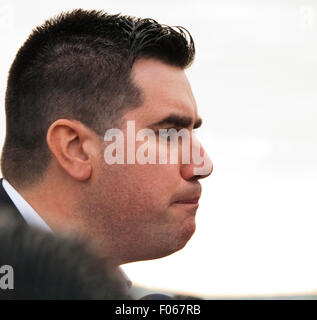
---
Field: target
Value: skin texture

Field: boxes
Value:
[18,58,213,266]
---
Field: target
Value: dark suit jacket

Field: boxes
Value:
[0,178,26,224]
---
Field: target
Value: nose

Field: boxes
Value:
[180,134,213,181]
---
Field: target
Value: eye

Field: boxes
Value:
[158,128,181,142]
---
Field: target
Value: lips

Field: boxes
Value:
[172,183,202,206]
[174,197,199,204]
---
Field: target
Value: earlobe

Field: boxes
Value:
[68,159,92,181]
[46,119,93,181]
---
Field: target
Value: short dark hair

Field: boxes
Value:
[1,9,195,188]
[0,213,130,300]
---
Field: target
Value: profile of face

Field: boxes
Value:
[80,59,213,265]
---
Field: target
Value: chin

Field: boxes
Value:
[174,218,196,252]
[146,226,196,261]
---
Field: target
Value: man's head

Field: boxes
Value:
[1,9,195,187]
[1,9,212,265]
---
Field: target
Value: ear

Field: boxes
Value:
[46,119,98,181]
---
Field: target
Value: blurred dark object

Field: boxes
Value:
[173,294,203,300]
[140,293,174,300]
[0,212,130,300]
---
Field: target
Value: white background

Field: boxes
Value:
[0,0,316,298]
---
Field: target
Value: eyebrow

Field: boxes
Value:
[150,114,202,130]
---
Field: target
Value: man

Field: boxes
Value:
[0,9,212,287]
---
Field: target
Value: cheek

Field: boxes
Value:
[98,154,182,219]
[120,161,180,192]
[135,164,181,202]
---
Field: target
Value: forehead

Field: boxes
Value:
[123,59,198,126]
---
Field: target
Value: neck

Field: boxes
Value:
[15,172,80,235]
